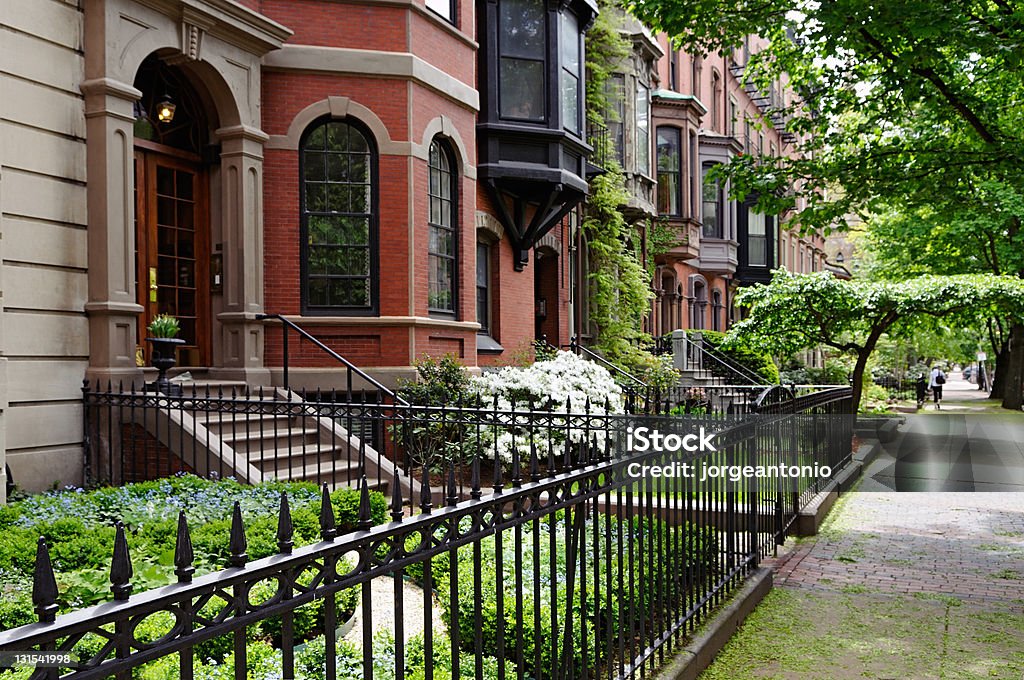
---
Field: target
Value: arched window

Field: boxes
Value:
[712,289,723,331]
[300,118,377,314]
[691,279,707,330]
[428,139,457,315]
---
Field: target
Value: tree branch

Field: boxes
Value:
[856,27,999,144]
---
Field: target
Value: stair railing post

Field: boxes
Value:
[671,329,687,371]
[282,324,289,392]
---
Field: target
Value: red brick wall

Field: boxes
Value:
[257,0,409,50]
[261,52,477,368]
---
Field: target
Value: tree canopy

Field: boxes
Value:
[727,271,1024,409]
[627,0,1024,231]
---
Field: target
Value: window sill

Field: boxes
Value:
[477,334,504,353]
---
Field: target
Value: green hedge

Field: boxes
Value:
[691,330,780,384]
[423,511,718,680]
[0,475,387,632]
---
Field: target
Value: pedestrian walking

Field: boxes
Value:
[915,374,928,411]
[929,364,947,409]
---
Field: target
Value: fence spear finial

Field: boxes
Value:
[320,484,337,540]
[277,492,294,554]
[32,537,58,622]
[174,510,195,583]
[391,470,405,522]
[357,476,373,530]
[420,466,433,514]
[470,454,482,500]
[110,522,133,601]
[228,502,248,567]
[446,465,458,507]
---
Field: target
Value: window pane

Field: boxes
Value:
[561,71,579,133]
[425,0,452,21]
[636,84,650,174]
[560,12,580,75]
[476,243,490,332]
[748,210,766,235]
[657,128,680,215]
[304,152,325,182]
[500,58,544,120]
[500,0,545,58]
[428,140,457,314]
[749,236,767,266]
[302,120,375,310]
[326,123,349,152]
[702,165,721,237]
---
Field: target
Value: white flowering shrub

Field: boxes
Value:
[470,351,624,463]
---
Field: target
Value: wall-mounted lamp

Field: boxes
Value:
[156,95,176,123]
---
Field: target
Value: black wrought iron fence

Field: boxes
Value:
[8,386,853,680]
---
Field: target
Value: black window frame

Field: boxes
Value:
[299,116,379,316]
[476,241,492,335]
[559,10,582,134]
[428,138,458,318]
[498,0,548,123]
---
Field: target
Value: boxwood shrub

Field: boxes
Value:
[691,329,780,384]
[422,511,717,680]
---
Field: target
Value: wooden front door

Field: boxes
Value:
[135,146,210,367]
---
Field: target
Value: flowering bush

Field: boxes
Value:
[470,351,623,463]
[472,350,623,412]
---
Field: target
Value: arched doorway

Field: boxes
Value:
[535,248,560,343]
[132,54,216,367]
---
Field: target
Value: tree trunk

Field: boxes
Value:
[989,339,1008,399]
[850,349,871,413]
[1001,323,1024,410]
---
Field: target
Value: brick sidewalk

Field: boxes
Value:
[768,492,1024,606]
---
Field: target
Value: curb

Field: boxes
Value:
[794,437,880,536]
[652,567,774,680]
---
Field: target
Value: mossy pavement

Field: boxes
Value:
[700,380,1024,679]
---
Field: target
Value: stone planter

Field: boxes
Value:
[145,337,186,395]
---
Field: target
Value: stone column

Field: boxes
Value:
[211,125,271,385]
[81,78,145,387]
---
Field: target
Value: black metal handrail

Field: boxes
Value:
[256,313,407,405]
[568,336,647,388]
[690,335,770,386]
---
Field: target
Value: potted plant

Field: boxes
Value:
[145,314,185,395]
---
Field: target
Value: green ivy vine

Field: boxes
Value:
[581,0,667,378]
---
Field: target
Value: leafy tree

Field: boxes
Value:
[727,271,1024,411]
[628,0,1024,406]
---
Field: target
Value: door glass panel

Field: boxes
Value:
[176,171,194,200]
[139,156,206,366]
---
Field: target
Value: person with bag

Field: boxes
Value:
[929,364,947,409]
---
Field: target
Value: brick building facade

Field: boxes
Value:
[0,0,816,494]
